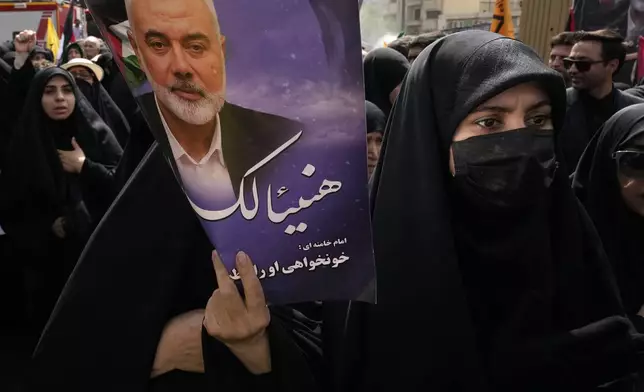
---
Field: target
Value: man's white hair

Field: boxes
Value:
[124,0,220,34]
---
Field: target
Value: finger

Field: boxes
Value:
[236,252,266,313]
[212,251,236,293]
[72,138,80,150]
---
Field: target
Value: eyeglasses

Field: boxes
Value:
[563,58,604,72]
[613,150,644,179]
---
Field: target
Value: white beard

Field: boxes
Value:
[138,54,225,125]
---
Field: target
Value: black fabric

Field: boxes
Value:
[363,47,409,116]
[344,30,644,392]
[561,87,644,170]
[75,75,131,148]
[365,100,386,134]
[573,103,644,332]
[29,144,323,391]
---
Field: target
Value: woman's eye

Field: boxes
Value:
[527,115,550,127]
[475,118,500,129]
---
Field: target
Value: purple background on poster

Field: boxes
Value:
[202,0,374,303]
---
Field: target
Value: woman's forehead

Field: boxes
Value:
[476,83,550,110]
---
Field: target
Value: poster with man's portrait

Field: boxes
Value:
[85,0,375,304]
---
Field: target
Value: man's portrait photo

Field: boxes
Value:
[122,0,303,209]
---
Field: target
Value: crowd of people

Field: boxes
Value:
[0,8,643,392]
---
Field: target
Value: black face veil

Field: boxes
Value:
[357,31,634,391]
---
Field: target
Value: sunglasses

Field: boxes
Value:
[613,150,644,179]
[563,58,604,72]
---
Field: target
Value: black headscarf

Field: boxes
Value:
[365,100,386,134]
[574,104,644,326]
[60,42,85,65]
[0,68,121,239]
[359,31,643,391]
[74,65,131,148]
[32,46,54,62]
[363,47,409,116]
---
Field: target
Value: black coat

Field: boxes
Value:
[561,88,644,171]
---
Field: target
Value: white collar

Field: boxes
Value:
[154,95,225,167]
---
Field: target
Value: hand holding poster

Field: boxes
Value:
[85,0,375,304]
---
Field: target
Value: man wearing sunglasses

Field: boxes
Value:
[560,29,644,169]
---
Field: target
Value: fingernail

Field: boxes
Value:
[236,251,249,267]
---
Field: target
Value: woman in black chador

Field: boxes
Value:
[574,104,644,335]
[344,30,644,391]
[0,67,122,334]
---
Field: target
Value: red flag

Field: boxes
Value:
[637,36,644,81]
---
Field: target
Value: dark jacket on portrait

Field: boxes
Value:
[138,92,304,198]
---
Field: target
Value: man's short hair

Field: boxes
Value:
[550,31,579,48]
[410,31,447,50]
[387,35,414,58]
[576,29,627,73]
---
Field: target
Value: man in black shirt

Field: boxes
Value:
[560,29,643,170]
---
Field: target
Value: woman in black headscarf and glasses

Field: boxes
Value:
[345,30,644,392]
[574,104,644,335]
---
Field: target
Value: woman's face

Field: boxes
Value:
[449,83,553,174]
[68,65,94,85]
[68,48,81,60]
[367,131,383,177]
[617,134,644,217]
[41,75,76,121]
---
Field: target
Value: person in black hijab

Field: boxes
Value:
[574,104,644,334]
[28,128,321,390]
[363,47,409,116]
[61,58,131,148]
[344,30,644,392]
[366,100,386,178]
[0,68,122,336]
[60,42,85,65]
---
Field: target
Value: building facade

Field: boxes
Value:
[384,0,522,37]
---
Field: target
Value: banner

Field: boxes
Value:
[573,0,644,44]
[85,0,375,304]
[491,0,515,39]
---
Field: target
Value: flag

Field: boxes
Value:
[58,4,75,60]
[490,0,515,39]
[46,18,60,60]
[637,36,644,82]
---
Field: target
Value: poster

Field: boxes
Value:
[573,0,644,44]
[85,0,375,304]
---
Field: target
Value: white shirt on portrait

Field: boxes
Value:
[154,96,237,209]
